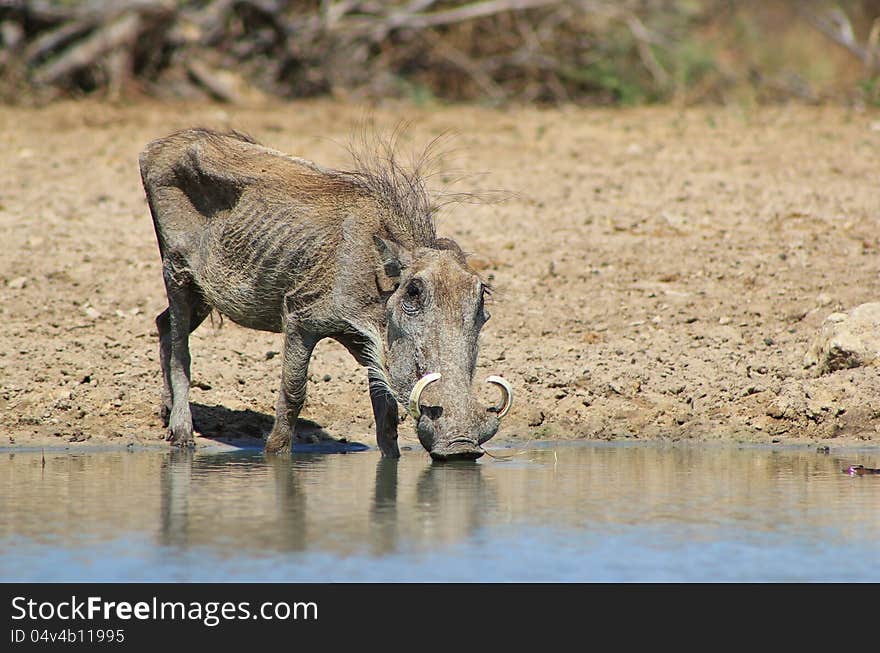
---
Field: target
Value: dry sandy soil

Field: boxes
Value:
[2,99,879,453]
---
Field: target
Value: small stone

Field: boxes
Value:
[766,403,785,419]
[8,276,27,289]
[718,316,731,325]
[527,408,545,427]
[83,306,101,320]
[323,374,332,382]
[804,303,880,374]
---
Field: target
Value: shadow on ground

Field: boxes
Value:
[191,402,370,452]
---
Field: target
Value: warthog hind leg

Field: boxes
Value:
[160,269,211,447]
[156,302,212,430]
[156,308,173,426]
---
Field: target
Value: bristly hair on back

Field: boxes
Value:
[186,127,258,145]
[341,123,511,252]
[341,122,445,249]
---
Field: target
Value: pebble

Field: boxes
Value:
[8,276,27,289]
[527,408,545,427]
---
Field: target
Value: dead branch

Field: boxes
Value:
[801,5,880,73]
[422,29,507,102]
[398,0,570,30]
[626,13,669,88]
[23,18,97,66]
[32,11,143,85]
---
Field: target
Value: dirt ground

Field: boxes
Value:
[2,99,879,452]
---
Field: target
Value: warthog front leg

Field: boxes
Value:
[336,333,400,458]
[265,324,317,454]
[371,392,401,459]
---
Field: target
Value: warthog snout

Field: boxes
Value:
[408,373,513,461]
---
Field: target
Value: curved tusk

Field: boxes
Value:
[486,375,513,418]
[407,372,442,421]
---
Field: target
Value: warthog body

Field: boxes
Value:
[139,128,511,460]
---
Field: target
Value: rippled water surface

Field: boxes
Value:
[2,441,879,582]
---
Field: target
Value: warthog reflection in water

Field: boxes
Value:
[159,451,496,553]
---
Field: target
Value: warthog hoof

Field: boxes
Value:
[264,431,291,454]
[166,428,195,448]
[167,411,194,447]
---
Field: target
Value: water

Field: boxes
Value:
[1,441,879,582]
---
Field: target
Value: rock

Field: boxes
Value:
[8,276,27,289]
[83,306,101,320]
[527,408,545,427]
[804,302,880,375]
[678,410,693,425]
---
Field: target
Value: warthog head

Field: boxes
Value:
[373,236,512,461]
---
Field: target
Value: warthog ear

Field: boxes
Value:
[435,237,468,265]
[373,235,411,280]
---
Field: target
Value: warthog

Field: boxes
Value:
[139,128,512,460]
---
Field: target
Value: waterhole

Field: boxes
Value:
[1,441,878,581]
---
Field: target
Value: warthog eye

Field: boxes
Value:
[401,278,424,315]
